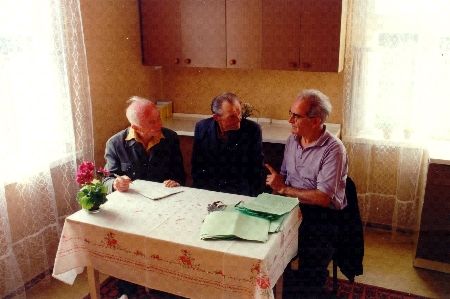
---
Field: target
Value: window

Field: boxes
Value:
[348,0,450,144]
[0,1,75,180]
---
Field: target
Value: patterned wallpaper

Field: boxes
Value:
[162,67,344,123]
[80,0,162,165]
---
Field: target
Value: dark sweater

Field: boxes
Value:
[191,117,264,197]
[103,127,185,193]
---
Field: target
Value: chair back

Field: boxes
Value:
[334,176,364,280]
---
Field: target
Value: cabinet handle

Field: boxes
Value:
[229,59,237,65]
[301,62,312,69]
[184,58,191,64]
[174,58,180,64]
[289,62,298,68]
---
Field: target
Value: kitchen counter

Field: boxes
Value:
[163,113,341,144]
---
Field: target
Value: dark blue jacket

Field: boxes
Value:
[191,117,264,197]
[103,127,185,193]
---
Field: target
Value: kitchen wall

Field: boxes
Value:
[80,0,162,164]
[81,0,344,164]
[161,67,344,123]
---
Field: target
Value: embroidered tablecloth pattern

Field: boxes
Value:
[53,182,301,299]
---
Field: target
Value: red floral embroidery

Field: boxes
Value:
[105,232,118,249]
[251,262,261,274]
[213,270,224,276]
[151,254,161,260]
[179,249,193,268]
[134,250,144,257]
[256,276,270,289]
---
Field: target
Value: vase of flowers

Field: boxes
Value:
[76,161,108,213]
[241,102,259,119]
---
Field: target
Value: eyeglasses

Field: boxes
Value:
[288,110,312,121]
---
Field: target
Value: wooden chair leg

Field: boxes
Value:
[87,266,100,299]
[275,274,284,299]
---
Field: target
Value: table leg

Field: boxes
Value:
[275,274,284,299]
[87,266,100,299]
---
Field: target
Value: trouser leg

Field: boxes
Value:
[296,216,339,297]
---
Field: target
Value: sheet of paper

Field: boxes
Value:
[269,213,288,233]
[200,210,270,242]
[128,179,184,200]
[238,193,298,216]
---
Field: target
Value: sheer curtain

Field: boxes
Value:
[0,0,93,297]
[343,0,450,234]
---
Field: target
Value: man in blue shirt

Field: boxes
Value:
[266,89,348,297]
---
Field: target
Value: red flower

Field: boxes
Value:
[96,167,110,177]
[76,161,109,185]
[76,161,95,185]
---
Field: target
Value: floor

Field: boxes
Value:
[21,227,450,299]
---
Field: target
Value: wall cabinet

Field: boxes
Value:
[226,0,262,68]
[140,0,226,67]
[140,0,181,67]
[140,0,347,72]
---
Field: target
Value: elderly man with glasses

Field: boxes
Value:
[265,89,348,297]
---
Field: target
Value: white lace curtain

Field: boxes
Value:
[0,0,93,297]
[343,0,450,234]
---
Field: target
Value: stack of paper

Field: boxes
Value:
[129,180,184,200]
[237,193,298,217]
[200,193,298,242]
[200,210,270,242]
[235,193,298,233]
[269,213,288,233]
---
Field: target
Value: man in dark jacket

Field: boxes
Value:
[191,92,264,197]
[103,96,185,194]
[103,96,185,297]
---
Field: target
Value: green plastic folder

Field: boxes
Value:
[200,210,270,242]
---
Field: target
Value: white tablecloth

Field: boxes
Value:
[52,182,301,299]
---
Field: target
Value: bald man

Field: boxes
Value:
[103,96,185,193]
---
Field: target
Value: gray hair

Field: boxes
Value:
[211,92,241,115]
[297,89,332,123]
[125,96,156,125]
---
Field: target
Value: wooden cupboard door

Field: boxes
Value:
[180,0,226,68]
[226,0,262,69]
[261,0,301,70]
[299,0,346,72]
[140,0,182,66]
